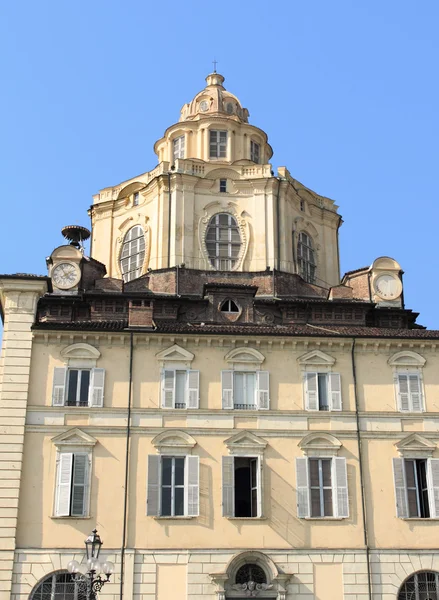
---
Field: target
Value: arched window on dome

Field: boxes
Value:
[30,571,87,600]
[120,225,145,282]
[398,571,439,600]
[297,231,316,284]
[205,214,241,271]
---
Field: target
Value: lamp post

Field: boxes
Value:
[67,529,114,600]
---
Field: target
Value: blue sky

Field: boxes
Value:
[1,1,438,327]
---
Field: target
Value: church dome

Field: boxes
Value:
[179,72,249,123]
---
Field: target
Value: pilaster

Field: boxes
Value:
[0,278,47,598]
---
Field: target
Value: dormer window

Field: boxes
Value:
[221,299,239,313]
[250,140,260,164]
[210,130,227,158]
[219,179,227,193]
[133,192,140,206]
[173,136,185,161]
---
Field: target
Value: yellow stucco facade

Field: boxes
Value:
[1,72,438,600]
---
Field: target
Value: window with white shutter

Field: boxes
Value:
[221,370,270,410]
[296,456,349,519]
[52,367,105,408]
[221,455,261,518]
[396,373,424,412]
[54,452,90,517]
[160,369,199,409]
[146,455,200,517]
[393,457,439,518]
[304,372,342,411]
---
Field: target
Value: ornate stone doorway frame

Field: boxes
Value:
[210,551,292,600]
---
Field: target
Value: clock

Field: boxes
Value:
[51,262,81,290]
[373,273,402,300]
[199,100,209,112]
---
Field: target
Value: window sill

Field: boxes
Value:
[226,516,267,521]
[401,517,439,521]
[304,517,345,521]
[51,516,91,520]
[153,516,196,520]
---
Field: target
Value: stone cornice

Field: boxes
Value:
[31,331,439,352]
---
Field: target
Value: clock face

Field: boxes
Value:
[52,262,80,289]
[199,100,209,112]
[374,274,402,300]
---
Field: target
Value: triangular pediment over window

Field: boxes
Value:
[395,433,436,457]
[225,431,267,455]
[155,344,195,365]
[52,428,97,448]
[297,350,336,366]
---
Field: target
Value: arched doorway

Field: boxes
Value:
[398,571,439,600]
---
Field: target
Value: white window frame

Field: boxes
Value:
[160,368,199,409]
[250,140,260,163]
[297,231,316,283]
[52,367,105,408]
[222,454,262,518]
[205,213,241,271]
[120,225,146,283]
[296,455,349,519]
[393,453,439,519]
[133,191,140,206]
[394,370,425,413]
[209,130,227,159]
[51,428,97,519]
[303,371,342,412]
[147,452,199,518]
[173,135,185,161]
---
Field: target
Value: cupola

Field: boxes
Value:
[154,72,273,165]
[179,72,250,123]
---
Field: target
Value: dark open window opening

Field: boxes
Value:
[236,564,267,585]
[234,457,258,517]
[220,179,227,193]
[405,459,430,518]
[66,369,90,407]
[221,299,239,313]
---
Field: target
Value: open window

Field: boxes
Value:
[52,429,97,518]
[393,434,439,518]
[298,350,341,411]
[223,456,261,518]
[222,432,267,518]
[222,348,269,410]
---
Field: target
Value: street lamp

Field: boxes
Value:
[67,529,114,599]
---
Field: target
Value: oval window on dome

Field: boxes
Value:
[120,225,146,282]
[226,102,234,114]
[205,213,241,271]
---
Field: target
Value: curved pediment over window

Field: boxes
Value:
[388,351,426,367]
[152,430,197,454]
[60,343,101,368]
[224,347,265,366]
[299,432,342,456]
[297,349,336,366]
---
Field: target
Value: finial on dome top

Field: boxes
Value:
[205,72,225,88]
[212,58,218,73]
